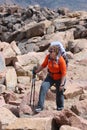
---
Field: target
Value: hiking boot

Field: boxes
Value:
[57,107,64,111]
[35,106,43,113]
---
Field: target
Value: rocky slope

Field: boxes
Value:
[0,4,87,130]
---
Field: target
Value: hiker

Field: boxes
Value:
[50,41,68,67]
[34,45,67,112]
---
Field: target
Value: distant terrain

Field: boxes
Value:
[0,0,87,11]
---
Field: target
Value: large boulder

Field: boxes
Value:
[0,107,17,129]
[5,66,17,91]
[6,117,53,130]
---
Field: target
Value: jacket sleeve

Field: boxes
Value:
[41,55,49,68]
[59,56,66,77]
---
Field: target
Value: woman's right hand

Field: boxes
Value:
[59,85,64,91]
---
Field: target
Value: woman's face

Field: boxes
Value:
[49,49,57,59]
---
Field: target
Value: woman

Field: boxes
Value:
[35,45,67,112]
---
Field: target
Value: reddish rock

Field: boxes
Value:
[71,99,87,118]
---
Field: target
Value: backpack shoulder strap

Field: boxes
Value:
[48,54,60,65]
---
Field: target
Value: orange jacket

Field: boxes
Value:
[41,54,66,80]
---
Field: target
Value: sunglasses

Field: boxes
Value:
[49,50,55,53]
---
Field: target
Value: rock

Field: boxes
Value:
[15,83,30,94]
[2,90,17,104]
[79,92,87,100]
[5,66,17,91]
[60,125,81,130]
[0,95,6,107]
[0,50,6,82]
[34,109,87,130]
[64,81,83,99]
[0,41,16,65]
[54,109,87,130]
[19,91,39,116]
[10,41,21,55]
[5,104,20,117]
[0,84,6,94]
[67,39,87,54]
[57,7,70,15]
[0,107,17,129]
[6,117,53,130]
[71,99,87,119]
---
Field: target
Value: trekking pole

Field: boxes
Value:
[30,66,37,107]
[30,77,36,107]
[32,78,36,107]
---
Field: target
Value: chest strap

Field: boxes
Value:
[48,69,61,75]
